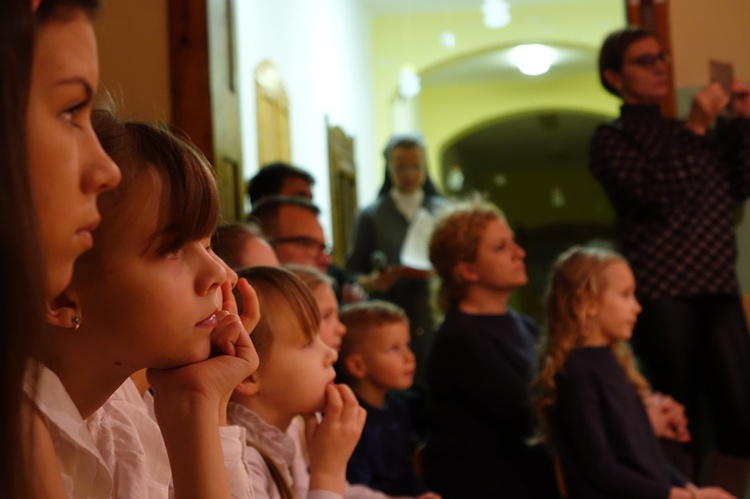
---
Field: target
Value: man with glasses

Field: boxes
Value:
[250,196,332,273]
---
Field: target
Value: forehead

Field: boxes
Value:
[276,205,323,238]
[370,320,410,342]
[33,12,98,86]
[279,176,313,199]
[625,36,661,57]
[389,146,424,166]
[603,260,634,286]
[480,217,511,241]
[238,237,279,268]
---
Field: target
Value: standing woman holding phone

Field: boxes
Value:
[590,27,750,494]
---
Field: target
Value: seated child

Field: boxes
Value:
[337,301,439,499]
[41,108,260,498]
[228,266,366,499]
[532,246,734,499]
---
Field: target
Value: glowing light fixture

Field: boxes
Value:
[398,66,421,98]
[509,44,555,76]
[482,0,511,29]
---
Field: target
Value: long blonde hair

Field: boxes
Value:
[532,246,651,444]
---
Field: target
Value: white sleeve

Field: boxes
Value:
[221,425,255,499]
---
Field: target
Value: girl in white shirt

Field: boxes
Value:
[40,108,260,498]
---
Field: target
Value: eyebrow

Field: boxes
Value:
[54,77,93,101]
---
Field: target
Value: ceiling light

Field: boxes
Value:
[398,67,421,98]
[482,0,511,29]
[509,44,554,76]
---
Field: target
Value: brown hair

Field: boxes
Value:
[236,266,320,358]
[598,26,655,96]
[211,222,265,270]
[532,246,651,444]
[429,201,505,311]
[337,300,408,380]
[2,0,44,496]
[35,0,101,23]
[90,108,219,258]
[285,264,333,294]
[248,195,320,238]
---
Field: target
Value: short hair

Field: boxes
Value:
[249,195,321,237]
[90,108,219,257]
[285,264,334,294]
[598,26,655,96]
[236,266,320,358]
[247,162,315,206]
[211,222,265,269]
[35,0,101,23]
[429,201,505,312]
[338,300,409,372]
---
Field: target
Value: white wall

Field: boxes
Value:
[235,0,378,240]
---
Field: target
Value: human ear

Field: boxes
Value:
[45,291,82,330]
[454,261,479,283]
[603,69,624,93]
[233,372,261,396]
[584,297,600,319]
[344,353,367,380]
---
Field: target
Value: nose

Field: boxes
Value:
[322,339,338,365]
[317,251,332,272]
[514,241,526,259]
[406,349,416,364]
[213,251,238,288]
[197,245,229,296]
[634,298,642,314]
[83,128,121,195]
[336,319,347,338]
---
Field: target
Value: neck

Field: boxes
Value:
[458,285,511,315]
[43,328,131,419]
[350,379,388,408]
[246,399,295,432]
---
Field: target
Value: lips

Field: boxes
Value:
[76,216,101,249]
[196,311,218,328]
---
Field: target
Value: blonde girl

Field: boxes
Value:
[41,109,259,498]
[533,246,733,499]
[229,266,365,499]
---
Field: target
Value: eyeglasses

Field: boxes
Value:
[626,52,671,70]
[269,236,331,259]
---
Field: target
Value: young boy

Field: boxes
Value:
[338,301,437,498]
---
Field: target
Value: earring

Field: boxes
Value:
[71,315,81,331]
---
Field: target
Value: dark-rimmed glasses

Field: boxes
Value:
[269,236,331,258]
[626,52,671,70]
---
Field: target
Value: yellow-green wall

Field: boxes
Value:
[370,0,625,188]
[419,72,620,183]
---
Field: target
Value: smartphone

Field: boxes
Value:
[710,59,734,111]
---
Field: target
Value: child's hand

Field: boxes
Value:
[694,487,737,499]
[147,310,258,417]
[221,278,261,335]
[304,384,366,494]
[416,493,442,499]
[646,392,690,443]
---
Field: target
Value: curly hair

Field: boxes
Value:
[429,201,505,312]
[532,246,651,444]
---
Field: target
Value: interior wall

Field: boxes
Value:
[420,72,620,177]
[93,0,171,122]
[235,0,377,238]
[370,0,625,192]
